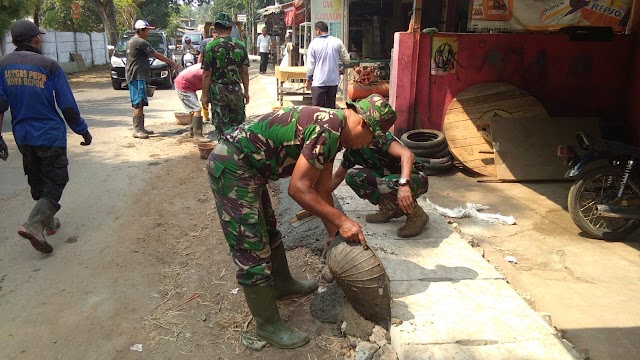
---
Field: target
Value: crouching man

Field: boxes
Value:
[330,131,429,238]
[174,64,211,143]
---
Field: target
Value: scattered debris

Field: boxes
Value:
[130,344,143,352]
[355,341,379,360]
[504,255,518,264]
[230,288,239,294]
[240,332,267,351]
[369,325,389,347]
[425,198,516,225]
[318,286,327,293]
[175,292,201,308]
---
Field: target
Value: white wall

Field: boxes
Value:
[1,31,109,69]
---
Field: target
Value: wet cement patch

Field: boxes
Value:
[273,179,376,340]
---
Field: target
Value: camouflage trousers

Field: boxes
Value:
[345,167,429,209]
[207,141,281,286]
[209,83,246,139]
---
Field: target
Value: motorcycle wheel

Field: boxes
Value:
[568,166,640,240]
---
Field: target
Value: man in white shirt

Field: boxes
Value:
[256,27,271,74]
[305,21,350,108]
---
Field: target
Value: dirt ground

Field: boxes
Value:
[0,67,354,359]
[118,156,349,359]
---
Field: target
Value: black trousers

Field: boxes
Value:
[259,52,269,73]
[17,145,68,206]
[311,86,338,109]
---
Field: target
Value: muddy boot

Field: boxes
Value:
[132,116,149,139]
[271,243,318,299]
[243,285,310,349]
[45,217,61,236]
[192,115,211,143]
[140,115,154,135]
[17,198,57,254]
[397,203,429,238]
[188,114,195,138]
[366,203,403,224]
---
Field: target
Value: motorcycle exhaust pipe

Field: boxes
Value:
[596,205,640,219]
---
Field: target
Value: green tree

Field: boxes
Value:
[114,0,139,33]
[89,0,118,45]
[0,0,37,35]
[40,0,104,33]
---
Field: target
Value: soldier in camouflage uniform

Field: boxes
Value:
[207,94,396,349]
[330,131,430,238]
[201,12,249,139]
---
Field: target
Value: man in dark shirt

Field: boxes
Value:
[125,20,178,139]
[0,20,92,254]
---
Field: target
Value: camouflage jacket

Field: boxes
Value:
[202,36,249,86]
[222,106,345,180]
[341,131,402,175]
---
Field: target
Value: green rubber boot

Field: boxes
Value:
[243,285,310,349]
[18,198,57,253]
[271,243,318,299]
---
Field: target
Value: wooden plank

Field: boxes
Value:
[448,142,494,156]
[492,117,601,181]
[446,137,490,148]
[444,82,549,178]
[447,89,531,110]
[444,97,548,122]
[452,82,521,100]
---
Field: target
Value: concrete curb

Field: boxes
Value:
[331,154,583,360]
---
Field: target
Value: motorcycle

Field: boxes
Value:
[558,132,640,240]
[182,52,196,68]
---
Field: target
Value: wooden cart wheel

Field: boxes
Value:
[443,82,548,177]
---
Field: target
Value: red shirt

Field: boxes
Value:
[174,65,203,93]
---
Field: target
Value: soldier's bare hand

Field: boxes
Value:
[338,218,366,246]
[244,91,250,105]
[397,186,413,214]
[200,95,209,108]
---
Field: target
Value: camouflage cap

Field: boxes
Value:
[346,94,397,137]
[214,12,233,28]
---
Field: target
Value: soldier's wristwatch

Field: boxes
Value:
[398,178,410,186]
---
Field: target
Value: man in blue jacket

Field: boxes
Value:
[0,20,92,254]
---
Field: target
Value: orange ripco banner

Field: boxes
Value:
[468,0,633,33]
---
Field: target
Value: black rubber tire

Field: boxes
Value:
[401,129,446,150]
[410,144,449,158]
[112,79,123,90]
[423,164,455,176]
[416,157,453,169]
[417,154,453,165]
[430,146,451,159]
[567,166,640,241]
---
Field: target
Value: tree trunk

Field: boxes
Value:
[90,0,118,45]
[33,1,41,27]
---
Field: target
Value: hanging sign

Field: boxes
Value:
[468,0,633,33]
[311,0,344,40]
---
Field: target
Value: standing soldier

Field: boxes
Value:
[201,12,250,140]
[0,20,92,254]
[329,131,430,241]
[207,94,397,349]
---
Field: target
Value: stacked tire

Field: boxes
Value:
[400,129,454,175]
